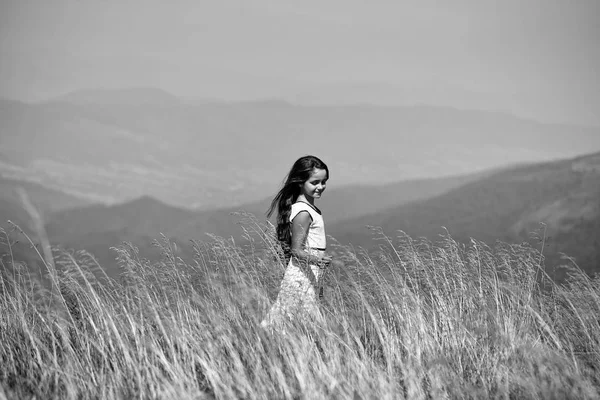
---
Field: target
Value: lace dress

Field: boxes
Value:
[261,202,327,330]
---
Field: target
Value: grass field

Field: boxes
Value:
[1,216,599,399]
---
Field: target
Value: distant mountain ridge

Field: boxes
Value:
[54,87,183,106]
[0,176,92,236]
[44,171,484,269]
[2,152,599,281]
[0,156,492,244]
[0,177,94,270]
[288,81,600,127]
[1,87,600,209]
[0,176,92,215]
[329,151,600,279]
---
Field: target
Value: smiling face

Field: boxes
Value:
[300,168,328,201]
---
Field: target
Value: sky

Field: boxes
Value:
[1,0,599,125]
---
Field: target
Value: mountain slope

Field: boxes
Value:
[55,87,182,106]
[0,176,93,237]
[2,89,600,209]
[46,196,191,240]
[0,177,95,275]
[9,154,600,280]
[0,176,92,215]
[329,152,600,278]
[43,172,485,274]
[0,198,30,233]
[45,172,481,239]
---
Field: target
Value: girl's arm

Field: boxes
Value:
[290,211,331,267]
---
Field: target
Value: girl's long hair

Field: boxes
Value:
[267,155,329,249]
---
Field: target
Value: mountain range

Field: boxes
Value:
[41,171,485,273]
[1,87,599,281]
[2,88,600,210]
[0,176,92,238]
[328,152,600,279]
[1,152,598,282]
[0,176,92,274]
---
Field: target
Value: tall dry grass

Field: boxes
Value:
[1,215,599,399]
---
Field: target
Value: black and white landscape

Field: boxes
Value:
[2,1,600,399]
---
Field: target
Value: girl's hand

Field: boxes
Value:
[320,255,333,267]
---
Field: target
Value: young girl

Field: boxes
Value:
[261,155,332,330]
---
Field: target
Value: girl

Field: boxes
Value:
[261,155,332,330]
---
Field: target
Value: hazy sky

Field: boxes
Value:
[1,0,599,125]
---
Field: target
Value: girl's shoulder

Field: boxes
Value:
[292,201,322,215]
[290,201,322,222]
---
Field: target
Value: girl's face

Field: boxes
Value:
[301,168,328,200]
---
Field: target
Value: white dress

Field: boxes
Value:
[261,202,327,329]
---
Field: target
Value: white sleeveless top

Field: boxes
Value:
[289,202,326,252]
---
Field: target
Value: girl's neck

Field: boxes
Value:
[296,194,315,206]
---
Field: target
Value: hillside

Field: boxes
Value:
[0,175,93,238]
[0,178,94,276]
[0,176,92,215]
[329,152,600,278]
[0,198,30,233]
[2,88,600,209]
[43,172,483,273]
[5,208,600,399]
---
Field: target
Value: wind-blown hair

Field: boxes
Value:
[267,155,329,249]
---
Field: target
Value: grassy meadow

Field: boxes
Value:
[1,215,599,399]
